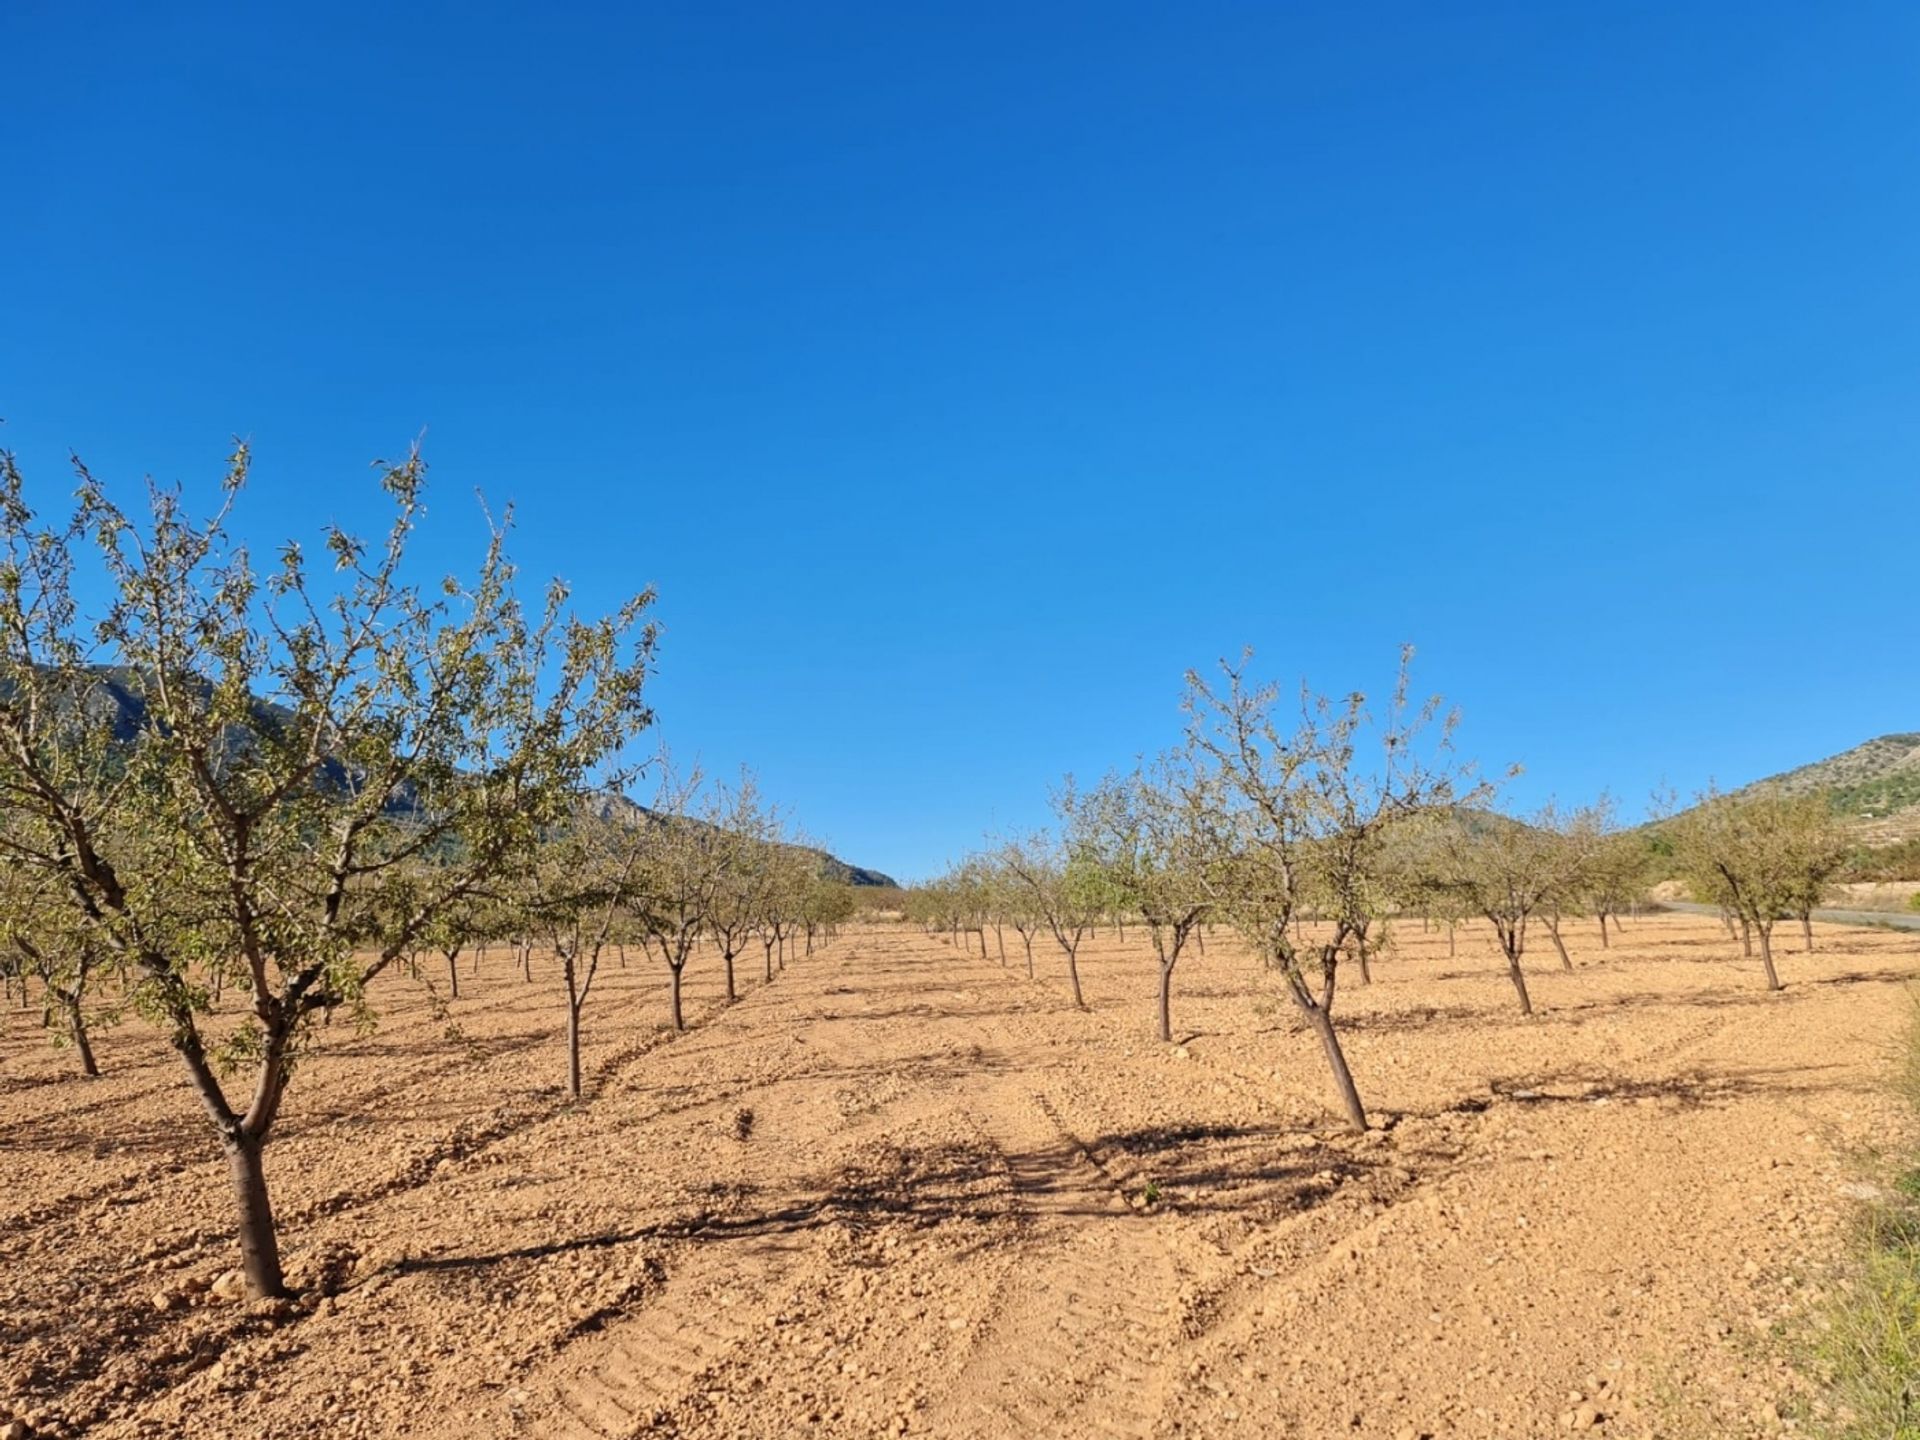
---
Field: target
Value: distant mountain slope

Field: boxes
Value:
[1731,733,1920,843]
[588,794,897,888]
[806,852,899,889]
[43,665,899,888]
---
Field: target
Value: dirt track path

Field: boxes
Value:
[1659,897,1920,931]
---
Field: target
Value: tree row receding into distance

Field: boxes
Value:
[0,445,858,1300]
[908,647,1855,1135]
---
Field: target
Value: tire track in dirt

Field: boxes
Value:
[921,1081,1184,1440]
[535,1230,813,1438]
[910,961,1190,1440]
[508,936,973,1438]
[280,962,770,1233]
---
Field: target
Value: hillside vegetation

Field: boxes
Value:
[1737,733,1920,843]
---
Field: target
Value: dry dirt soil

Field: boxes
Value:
[4,914,1918,1440]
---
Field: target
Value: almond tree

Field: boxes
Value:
[978,858,1028,967]
[801,871,855,953]
[703,771,774,1003]
[520,812,649,1097]
[1538,806,1604,970]
[420,899,482,1001]
[1079,754,1215,1042]
[746,834,786,983]
[3,870,111,1076]
[754,836,811,979]
[1778,799,1848,951]
[0,443,656,1297]
[1184,647,1472,1131]
[903,877,948,939]
[1424,804,1586,1015]
[953,858,997,959]
[1003,830,1100,1009]
[972,860,1010,964]
[1672,790,1844,985]
[1584,819,1653,947]
[1000,858,1043,975]
[634,765,725,1031]
[946,868,977,952]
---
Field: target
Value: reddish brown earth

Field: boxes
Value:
[3,915,1916,1439]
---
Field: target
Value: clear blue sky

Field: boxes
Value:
[5,3,1917,881]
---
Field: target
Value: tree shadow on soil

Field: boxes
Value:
[404,1118,1393,1284]
[1468,1059,1860,1111]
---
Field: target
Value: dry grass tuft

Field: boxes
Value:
[1808,992,1920,1439]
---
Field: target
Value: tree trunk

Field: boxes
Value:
[1023,934,1034,978]
[446,952,460,1001]
[1800,912,1814,952]
[1447,921,1456,958]
[1598,912,1610,949]
[723,950,737,1003]
[1503,946,1534,1016]
[1757,924,1782,991]
[65,997,98,1078]
[763,939,775,984]
[976,928,988,959]
[225,1136,286,1299]
[1157,959,1175,1043]
[1354,930,1372,985]
[1547,917,1572,971]
[1302,1002,1367,1131]
[995,927,1006,965]
[565,997,583,1099]
[1066,949,1086,1009]
[1739,918,1753,958]
[669,964,686,1031]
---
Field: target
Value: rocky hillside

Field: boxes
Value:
[588,794,897,888]
[1732,732,1920,843]
[41,666,899,887]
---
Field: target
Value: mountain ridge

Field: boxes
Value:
[37,665,899,888]
[588,793,896,888]
[1724,732,1920,843]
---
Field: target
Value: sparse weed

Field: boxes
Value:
[1799,990,1920,1439]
